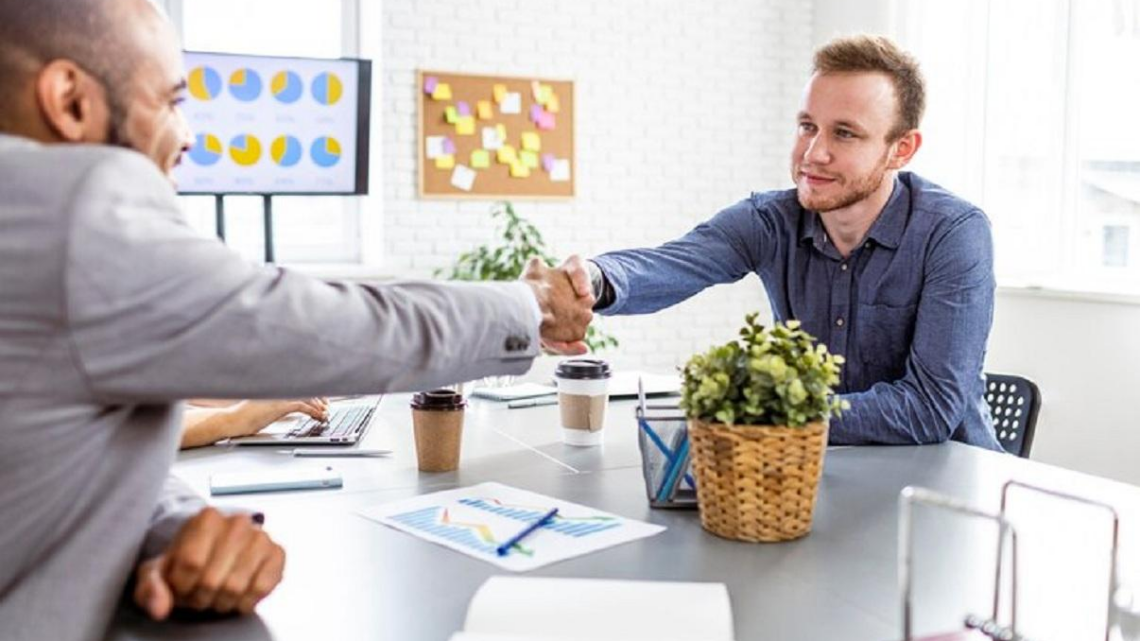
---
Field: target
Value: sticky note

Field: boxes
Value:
[536,84,553,105]
[529,104,544,123]
[450,164,476,191]
[425,135,447,159]
[481,127,502,150]
[497,145,517,164]
[537,112,556,131]
[455,116,476,135]
[445,106,458,124]
[541,153,555,172]
[520,150,539,169]
[435,154,455,170]
[431,83,452,101]
[476,100,493,120]
[457,101,471,117]
[471,149,491,169]
[547,94,560,113]
[423,76,438,95]
[550,159,570,182]
[493,84,507,103]
[501,92,521,114]
[495,124,507,140]
[509,160,530,178]
[442,137,457,155]
[521,132,541,152]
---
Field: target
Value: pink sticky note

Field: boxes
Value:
[442,137,456,155]
[541,153,556,172]
[424,76,438,94]
[537,112,556,131]
[530,104,544,123]
[457,101,471,117]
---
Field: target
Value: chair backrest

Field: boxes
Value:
[984,373,1041,458]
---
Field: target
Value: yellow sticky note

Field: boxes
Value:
[432,83,452,101]
[435,154,455,169]
[444,106,458,124]
[547,94,560,113]
[493,84,507,103]
[509,160,530,178]
[497,145,517,164]
[520,150,539,169]
[455,115,476,135]
[470,149,491,169]
[496,124,507,141]
[521,132,541,152]
[476,100,494,120]
[537,84,553,105]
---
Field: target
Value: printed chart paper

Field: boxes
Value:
[357,482,665,572]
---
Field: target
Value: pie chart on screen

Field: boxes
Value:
[310,136,341,167]
[229,134,262,166]
[271,135,302,167]
[187,133,222,166]
[188,66,221,101]
[271,71,303,104]
[310,71,343,105]
[228,68,262,102]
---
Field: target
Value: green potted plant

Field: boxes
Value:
[436,200,618,353]
[680,313,847,542]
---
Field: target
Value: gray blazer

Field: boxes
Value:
[0,134,540,641]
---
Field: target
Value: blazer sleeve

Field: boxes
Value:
[63,151,540,402]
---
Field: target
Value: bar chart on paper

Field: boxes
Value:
[358,482,665,571]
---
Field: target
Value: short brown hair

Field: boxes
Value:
[813,34,925,141]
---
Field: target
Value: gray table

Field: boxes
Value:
[108,395,1140,641]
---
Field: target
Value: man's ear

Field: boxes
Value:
[888,129,922,170]
[34,59,112,143]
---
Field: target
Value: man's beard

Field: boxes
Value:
[795,149,892,213]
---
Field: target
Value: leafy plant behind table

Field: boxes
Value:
[435,201,618,353]
[680,313,848,427]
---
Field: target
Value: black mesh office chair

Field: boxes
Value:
[984,373,1041,458]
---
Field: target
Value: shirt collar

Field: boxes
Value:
[797,175,908,251]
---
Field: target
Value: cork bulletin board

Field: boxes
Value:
[418,70,575,198]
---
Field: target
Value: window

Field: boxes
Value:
[895,0,1140,295]
[168,0,369,266]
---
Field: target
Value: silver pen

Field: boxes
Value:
[290,448,392,457]
[507,398,559,409]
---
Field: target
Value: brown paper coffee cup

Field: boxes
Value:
[412,408,464,472]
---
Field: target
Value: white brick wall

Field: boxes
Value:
[380,0,813,371]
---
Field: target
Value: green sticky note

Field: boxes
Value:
[520,150,539,169]
[471,149,491,169]
[445,106,458,124]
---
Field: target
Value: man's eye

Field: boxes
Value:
[798,122,816,134]
[836,129,856,139]
[172,97,186,107]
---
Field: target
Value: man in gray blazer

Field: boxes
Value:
[0,1,593,639]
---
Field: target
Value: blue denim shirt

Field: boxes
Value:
[593,172,1001,450]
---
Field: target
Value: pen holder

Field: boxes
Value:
[636,403,697,509]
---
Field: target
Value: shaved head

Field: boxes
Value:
[0,0,193,179]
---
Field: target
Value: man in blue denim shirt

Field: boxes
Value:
[542,35,1001,450]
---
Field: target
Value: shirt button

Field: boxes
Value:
[836,317,845,327]
[840,263,848,271]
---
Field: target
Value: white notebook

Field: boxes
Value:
[448,577,735,641]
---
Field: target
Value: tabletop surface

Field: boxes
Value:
[107,394,1140,641]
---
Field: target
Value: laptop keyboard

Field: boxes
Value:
[287,404,374,441]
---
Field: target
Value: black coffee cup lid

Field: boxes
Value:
[554,358,612,380]
[410,389,466,410]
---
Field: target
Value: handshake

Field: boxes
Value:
[520,255,596,355]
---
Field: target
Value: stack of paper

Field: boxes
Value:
[450,576,735,641]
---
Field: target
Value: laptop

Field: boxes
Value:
[224,396,382,446]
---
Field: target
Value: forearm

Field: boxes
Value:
[181,406,251,449]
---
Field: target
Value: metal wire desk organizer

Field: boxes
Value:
[635,378,697,508]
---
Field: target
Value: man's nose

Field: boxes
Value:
[803,134,830,165]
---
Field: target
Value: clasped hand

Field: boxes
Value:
[521,255,595,355]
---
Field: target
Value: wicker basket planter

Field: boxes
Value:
[688,418,829,542]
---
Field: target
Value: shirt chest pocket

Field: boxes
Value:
[854,303,917,372]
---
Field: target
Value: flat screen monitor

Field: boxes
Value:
[174,51,371,195]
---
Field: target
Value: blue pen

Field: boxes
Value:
[495,507,559,557]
